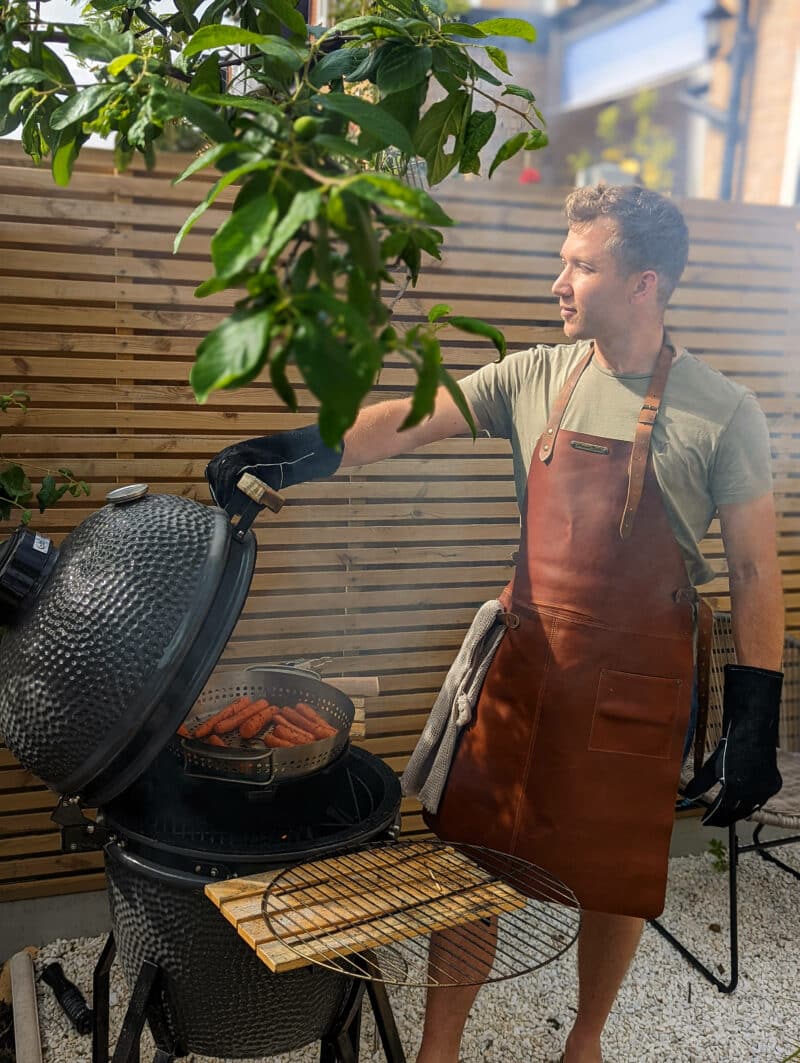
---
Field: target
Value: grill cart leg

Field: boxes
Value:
[106,960,179,1063]
[362,952,406,1063]
[649,821,739,993]
[320,979,366,1063]
[93,933,117,1063]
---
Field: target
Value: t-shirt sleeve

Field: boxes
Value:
[710,393,773,505]
[458,350,530,439]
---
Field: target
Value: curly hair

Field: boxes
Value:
[564,185,689,307]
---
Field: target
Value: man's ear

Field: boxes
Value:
[632,269,659,303]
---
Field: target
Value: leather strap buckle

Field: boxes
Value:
[500,611,520,629]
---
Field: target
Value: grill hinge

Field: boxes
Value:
[52,797,114,852]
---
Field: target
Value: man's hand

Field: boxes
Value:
[205,424,342,511]
[683,664,783,826]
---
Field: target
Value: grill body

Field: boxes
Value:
[102,747,401,1057]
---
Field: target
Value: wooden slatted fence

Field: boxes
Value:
[1,141,799,900]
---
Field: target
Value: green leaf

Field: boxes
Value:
[152,86,231,142]
[211,191,279,278]
[173,160,272,251]
[310,47,368,88]
[313,92,414,155]
[173,140,247,184]
[36,474,70,512]
[347,172,453,226]
[183,25,269,57]
[485,45,510,75]
[440,22,486,38]
[0,68,55,88]
[459,109,495,175]
[0,89,23,136]
[423,0,446,15]
[269,340,298,411]
[401,333,440,429]
[250,0,307,39]
[413,91,469,185]
[264,188,321,268]
[52,122,82,186]
[107,54,138,77]
[524,128,548,150]
[255,36,306,71]
[314,134,370,162]
[191,308,273,402]
[428,303,451,322]
[191,91,283,118]
[41,43,75,87]
[438,365,476,438]
[60,23,135,63]
[488,130,526,178]
[473,17,537,42]
[9,88,36,115]
[445,315,506,358]
[0,465,32,499]
[50,83,120,131]
[189,53,222,96]
[328,15,411,36]
[375,43,432,94]
[502,84,535,104]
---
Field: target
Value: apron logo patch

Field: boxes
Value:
[570,440,609,455]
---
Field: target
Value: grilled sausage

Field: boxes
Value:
[294,701,337,737]
[215,698,271,734]
[194,696,251,738]
[239,705,276,739]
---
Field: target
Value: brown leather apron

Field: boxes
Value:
[426,341,697,919]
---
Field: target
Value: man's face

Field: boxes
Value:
[551,217,637,341]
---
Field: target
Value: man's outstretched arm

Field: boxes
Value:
[341,386,479,468]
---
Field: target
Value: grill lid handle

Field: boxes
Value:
[0,527,59,625]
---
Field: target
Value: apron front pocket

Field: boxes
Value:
[589,669,682,759]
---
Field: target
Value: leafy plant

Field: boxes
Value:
[0,0,547,445]
[0,391,90,524]
[707,837,729,873]
[567,88,675,192]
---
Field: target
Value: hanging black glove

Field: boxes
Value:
[683,664,783,827]
[205,424,343,511]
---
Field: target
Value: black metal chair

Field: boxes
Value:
[650,611,800,993]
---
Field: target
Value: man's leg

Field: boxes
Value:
[416,917,498,1063]
[563,911,644,1063]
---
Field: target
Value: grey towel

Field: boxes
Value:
[401,600,506,813]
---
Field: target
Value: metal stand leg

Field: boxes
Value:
[750,824,800,879]
[93,934,117,1063]
[320,955,406,1063]
[649,821,739,993]
[320,979,367,1063]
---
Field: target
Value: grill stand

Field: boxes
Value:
[91,934,406,1063]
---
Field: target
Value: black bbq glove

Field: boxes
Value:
[205,424,343,511]
[683,664,783,827]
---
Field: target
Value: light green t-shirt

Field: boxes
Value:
[459,339,773,586]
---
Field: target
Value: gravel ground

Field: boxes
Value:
[30,845,800,1063]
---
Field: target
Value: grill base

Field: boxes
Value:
[105,845,353,1058]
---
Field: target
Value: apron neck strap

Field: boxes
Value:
[537,346,594,464]
[619,338,675,539]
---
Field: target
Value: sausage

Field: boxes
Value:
[176,724,193,739]
[263,731,294,748]
[273,719,316,746]
[279,705,332,739]
[215,698,271,734]
[239,705,276,739]
[194,696,251,738]
[202,734,227,747]
[294,701,337,737]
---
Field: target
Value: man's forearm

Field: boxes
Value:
[728,563,785,670]
[341,389,473,469]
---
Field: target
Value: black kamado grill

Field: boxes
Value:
[0,482,403,1060]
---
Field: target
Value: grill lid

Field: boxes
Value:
[0,488,257,805]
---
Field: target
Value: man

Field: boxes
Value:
[207,185,784,1063]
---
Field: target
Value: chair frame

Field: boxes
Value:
[649,613,800,994]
